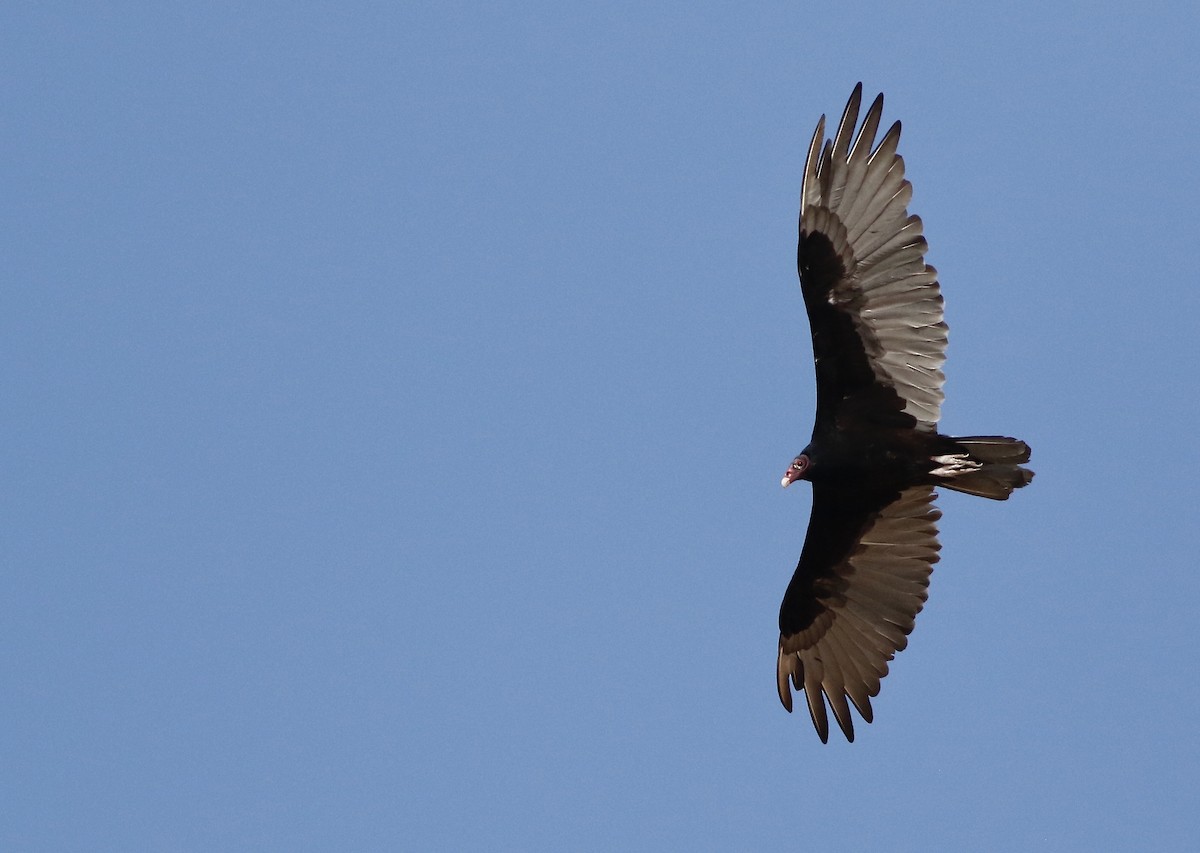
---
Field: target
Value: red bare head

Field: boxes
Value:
[781,454,810,488]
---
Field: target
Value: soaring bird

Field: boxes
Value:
[778,84,1033,742]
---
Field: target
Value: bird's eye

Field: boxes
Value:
[793,460,803,469]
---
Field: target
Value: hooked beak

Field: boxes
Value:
[781,469,800,488]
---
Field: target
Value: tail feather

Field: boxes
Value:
[936,435,1034,500]
[951,436,1032,464]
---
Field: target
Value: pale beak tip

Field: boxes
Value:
[781,476,791,488]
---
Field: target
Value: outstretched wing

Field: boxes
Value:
[777,485,942,742]
[798,84,947,431]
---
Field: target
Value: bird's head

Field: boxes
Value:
[781,454,811,488]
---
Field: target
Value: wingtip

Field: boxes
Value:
[777,647,795,712]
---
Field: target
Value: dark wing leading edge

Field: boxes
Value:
[778,485,942,742]
[798,84,948,431]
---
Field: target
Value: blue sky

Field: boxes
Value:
[5,2,1199,850]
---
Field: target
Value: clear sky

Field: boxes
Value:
[5,2,1199,850]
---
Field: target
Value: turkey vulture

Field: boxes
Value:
[778,84,1033,742]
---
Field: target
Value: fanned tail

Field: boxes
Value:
[934,436,1034,500]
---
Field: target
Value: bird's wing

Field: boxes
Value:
[798,84,947,430]
[777,484,941,742]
